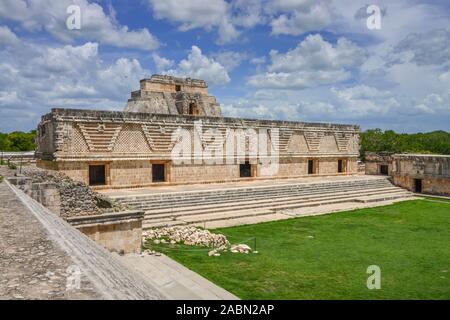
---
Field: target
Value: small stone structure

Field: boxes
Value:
[67,211,144,254]
[365,152,394,175]
[35,75,360,188]
[365,152,450,196]
[125,74,222,117]
[392,154,450,195]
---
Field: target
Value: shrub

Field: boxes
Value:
[8,162,17,170]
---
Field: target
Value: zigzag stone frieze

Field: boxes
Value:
[78,123,122,152]
[334,132,353,152]
[142,124,181,152]
[303,131,325,152]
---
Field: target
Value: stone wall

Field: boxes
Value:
[393,175,450,195]
[67,211,144,254]
[365,152,394,175]
[391,154,450,195]
[7,171,144,254]
[35,108,360,187]
[38,156,359,188]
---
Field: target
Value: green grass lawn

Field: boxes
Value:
[145,199,450,299]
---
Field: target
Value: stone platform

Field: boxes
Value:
[103,175,416,229]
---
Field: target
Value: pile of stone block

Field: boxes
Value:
[17,167,128,217]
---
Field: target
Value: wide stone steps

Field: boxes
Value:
[142,190,413,229]
[110,177,414,229]
[121,182,394,211]
[141,186,402,218]
[119,179,393,206]
[142,188,410,224]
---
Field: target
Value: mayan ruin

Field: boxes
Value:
[35,75,361,188]
[1,0,449,307]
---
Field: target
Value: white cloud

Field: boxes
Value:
[152,53,174,73]
[0,25,20,47]
[250,56,266,65]
[0,0,159,50]
[166,46,230,85]
[270,2,332,36]
[150,0,227,30]
[0,35,149,131]
[248,34,366,89]
[331,85,400,117]
[217,17,240,45]
[212,51,248,71]
[149,0,239,44]
[392,29,450,66]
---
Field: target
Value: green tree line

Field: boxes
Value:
[0,130,36,151]
[360,129,450,159]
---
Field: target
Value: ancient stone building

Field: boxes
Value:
[35,75,360,189]
[392,154,450,195]
[365,152,450,195]
[365,152,394,175]
[124,74,222,117]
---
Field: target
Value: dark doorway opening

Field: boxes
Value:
[414,179,422,193]
[338,160,344,173]
[175,85,181,92]
[89,165,106,186]
[189,103,199,115]
[240,161,252,178]
[152,164,165,182]
[308,160,315,174]
[380,164,389,175]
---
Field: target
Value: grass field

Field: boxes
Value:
[145,199,450,299]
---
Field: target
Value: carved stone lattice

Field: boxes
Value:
[270,129,294,153]
[196,127,229,151]
[304,131,325,151]
[142,124,181,152]
[334,132,353,151]
[78,123,122,152]
[113,124,150,153]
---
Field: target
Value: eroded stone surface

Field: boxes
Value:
[0,175,101,300]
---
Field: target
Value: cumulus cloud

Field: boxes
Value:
[0,25,20,47]
[248,34,366,89]
[0,0,159,50]
[270,1,332,36]
[212,51,248,71]
[166,46,230,85]
[392,29,450,66]
[331,85,400,117]
[149,0,239,44]
[0,33,149,131]
[152,53,174,73]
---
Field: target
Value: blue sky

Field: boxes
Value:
[0,0,449,133]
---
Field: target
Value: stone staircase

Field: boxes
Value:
[112,177,414,229]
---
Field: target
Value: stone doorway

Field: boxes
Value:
[89,165,106,186]
[152,164,166,182]
[338,160,344,173]
[240,161,252,178]
[189,102,199,115]
[380,164,389,175]
[414,179,422,193]
[308,159,315,174]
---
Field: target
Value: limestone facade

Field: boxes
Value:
[124,74,222,117]
[365,152,395,175]
[392,154,450,195]
[67,211,144,254]
[365,152,450,195]
[35,76,360,188]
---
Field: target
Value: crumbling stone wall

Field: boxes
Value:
[18,167,127,217]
